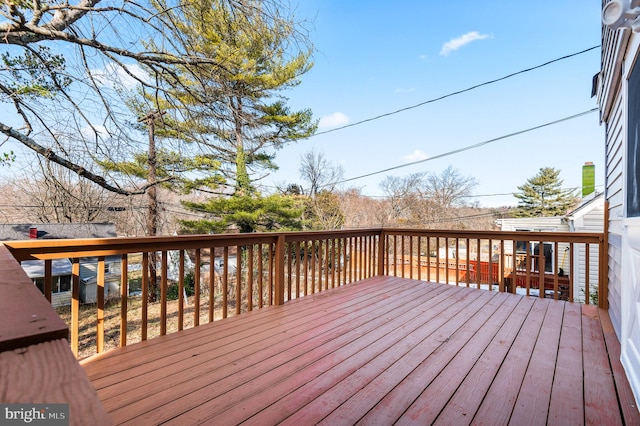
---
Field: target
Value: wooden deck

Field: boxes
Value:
[81,276,639,425]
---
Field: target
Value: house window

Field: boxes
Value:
[513,230,553,273]
[532,243,553,273]
[33,275,72,294]
[59,275,71,292]
[515,228,530,254]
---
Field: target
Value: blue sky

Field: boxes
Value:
[269,1,604,207]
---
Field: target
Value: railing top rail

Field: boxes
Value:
[381,228,605,244]
[3,228,385,261]
[3,227,605,261]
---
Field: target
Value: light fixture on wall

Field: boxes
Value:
[603,0,640,31]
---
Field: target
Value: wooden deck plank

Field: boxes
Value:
[108,279,448,424]
[509,299,566,425]
[83,275,397,380]
[395,292,523,424]
[325,290,505,425]
[241,284,467,425]
[582,304,623,426]
[432,295,536,425]
[548,301,584,425]
[472,297,550,425]
[0,339,110,426]
[89,277,412,394]
[102,279,430,420]
[78,277,638,425]
[166,285,474,425]
[599,307,640,425]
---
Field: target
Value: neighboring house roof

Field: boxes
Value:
[0,223,117,241]
[21,259,73,279]
[567,192,604,218]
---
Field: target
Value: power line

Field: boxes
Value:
[359,183,605,200]
[327,108,598,187]
[313,46,600,137]
[422,210,511,225]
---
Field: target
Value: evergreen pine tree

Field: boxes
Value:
[513,167,578,217]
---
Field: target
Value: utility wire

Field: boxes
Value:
[327,108,599,187]
[314,45,600,137]
[423,210,511,225]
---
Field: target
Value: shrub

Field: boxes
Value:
[167,271,195,301]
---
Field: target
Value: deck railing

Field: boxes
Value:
[381,229,606,306]
[2,228,606,358]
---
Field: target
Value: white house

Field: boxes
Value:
[496,192,605,303]
[495,216,571,285]
[0,223,121,306]
[21,258,73,308]
[598,0,640,405]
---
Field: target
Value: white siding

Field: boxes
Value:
[51,291,71,308]
[604,69,625,337]
[571,243,601,304]
[600,6,640,404]
[609,234,623,338]
[570,197,605,303]
[497,217,569,232]
[598,11,630,122]
[599,20,628,339]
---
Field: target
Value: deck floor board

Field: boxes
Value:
[548,301,584,425]
[81,277,637,425]
[509,296,565,425]
[582,305,623,426]
[432,295,535,426]
[95,277,417,404]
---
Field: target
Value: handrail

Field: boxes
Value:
[1,227,606,359]
[0,245,68,352]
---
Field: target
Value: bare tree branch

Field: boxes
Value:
[0,121,177,194]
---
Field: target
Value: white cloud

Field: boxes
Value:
[440,31,491,56]
[318,112,350,129]
[80,124,109,142]
[403,150,429,163]
[90,63,149,89]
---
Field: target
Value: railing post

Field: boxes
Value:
[377,230,385,276]
[275,234,286,305]
[44,259,52,303]
[71,258,80,357]
[120,254,128,347]
[97,256,105,354]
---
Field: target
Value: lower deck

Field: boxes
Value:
[81,276,639,425]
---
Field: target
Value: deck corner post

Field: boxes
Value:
[599,204,610,310]
[377,229,386,276]
[275,234,286,305]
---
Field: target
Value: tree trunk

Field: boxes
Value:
[146,113,159,303]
